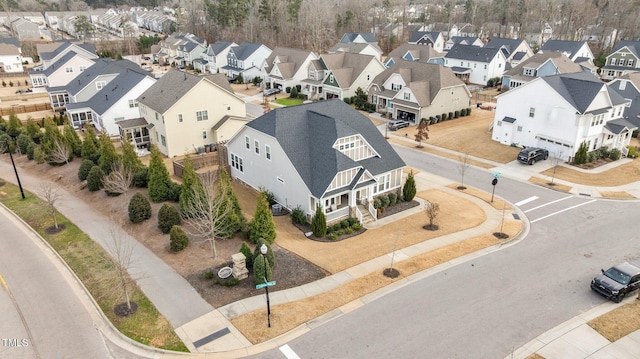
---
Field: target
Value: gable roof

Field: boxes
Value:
[539,40,588,58]
[39,41,97,61]
[341,32,377,43]
[264,47,315,79]
[609,40,640,58]
[448,36,481,46]
[320,52,378,88]
[328,42,383,56]
[230,42,263,60]
[445,44,501,63]
[408,31,441,44]
[386,43,444,64]
[137,69,236,114]
[207,40,234,56]
[246,100,404,198]
[503,52,583,77]
[541,72,613,113]
[61,58,141,96]
[0,42,20,56]
[43,51,80,76]
[0,38,20,48]
[371,60,465,106]
[485,38,527,55]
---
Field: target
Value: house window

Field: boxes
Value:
[309,70,315,79]
[245,136,250,150]
[404,92,410,100]
[202,131,207,139]
[65,66,73,73]
[497,121,502,126]
[160,135,166,146]
[96,81,106,90]
[254,140,260,155]
[329,74,334,83]
[517,126,523,132]
[231,153,244,172]
[178,114,183,122]
[377,174,390,192]
[391,83,402,91]
[628,59,635,67]
[196,110,208,121]
[474,63,477,68]
[593,138,598,150]
[367,74,370,81]
[529,107,535,117]
[79,66,86,72]
[128,99,138,108]
[523,68,535,76]
[484,64,487,69]
[266,145,271,160]
[460,61,464,66]
[610,58,617,65]
[450,88,455,95]
[155,113,159,121]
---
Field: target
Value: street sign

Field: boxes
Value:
[492,178,498,186]
[256,281,276,289]
[491,172,501,179]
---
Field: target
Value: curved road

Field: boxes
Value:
[251,145,640,358]
[0,206,142,359]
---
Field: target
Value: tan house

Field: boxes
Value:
[368,59,471,122]
[136,69,247,157]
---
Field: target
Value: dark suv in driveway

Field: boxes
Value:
[517,147,549,165]
[591,262,640,302]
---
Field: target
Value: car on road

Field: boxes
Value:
[388,120,411,131]
[263,88,282,97]
[591,262,640,302]
[517,146,549,165]
[15,88,33,94]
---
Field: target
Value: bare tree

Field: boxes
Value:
[414,118,430,148]
[40,184,61,230]
[549,150,564,185]
[424,201,440,230]
[103,160,134,195]
[104,226,138,315]
[457,152,471,190]
[48,137,70,165]
[181,171,233,259]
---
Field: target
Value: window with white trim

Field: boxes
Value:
[245,136,250,150]
[231,153,244,172]
[96,81,106,90]
[611,58,617,65]
[128,99,138,108]
[79,66,86,72]
[178,114,183,122]
[404,92,410,100]
[266,145,271,160]
[202,131,207,139]
[65,66,73,73]
[377,174,390,192]
[254,140,260,155]
[196,110,208,121]
[161,135,166,146]
[529,107,535,118]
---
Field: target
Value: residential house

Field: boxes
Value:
[175,37,207,68]
[444,44,507,85]
[368,60,471,122]
[0,41,23,73]
[608,73,640,128]
[601,41,640,81]
[157,32,206,66]
[444,36,483,51]
[316,52,386,100]
[407,31,445,52]
[501,52,584,90]
[384,43,445,68]
[136,69,247,157]
[339,32,378,44]
[5,16,40,41]
[202,40,237,74]
[226,100,406,224]
[49,59,144,127]
[223,42,272,82]
[484,38,533,67]
[65,67,156,136]
[30,41,98,88]
[328,42,384,61]
[538,40,594,63]
[491,72,635,161]
[521,22,553,49]
[261,47,319,92]
[37,41,98,70]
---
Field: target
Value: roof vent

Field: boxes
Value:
[105,94,108,101]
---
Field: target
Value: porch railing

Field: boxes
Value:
[368,201,378,221]
[354,205,363,224]
[326,206,350,223]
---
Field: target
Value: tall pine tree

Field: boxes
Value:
[215,166,244,238]
[63,122,82,157]
[81,125,100,163]
[179,156,202,215]
[98,133,119,174]
[250,191,276,244]
[147,145,173,202]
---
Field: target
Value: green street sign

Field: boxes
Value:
[256,281,276,289]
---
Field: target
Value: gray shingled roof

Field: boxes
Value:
[328,42,383,55]
[605,118,638,134]
[609,40,640,58]
[0,38,20,47]
[408,31,441,44]
[264,47,315,79]
[230,42,262,61]
[503,52,582,77]
[445,44,501,63]
[386,43,444,64]
[67,71,149,115]
[39,41,97,61]
[540,40,586,58]
[541,72,609,114]
[246,100,405,198]
[485,38,526,55]
[118,117,148,129]
[208,40,233,56]
[43,51,78,76]
[61,59,141,96]
[320,52,377,89]
[137,70,235,114]
[608,73,640,127]
[341,32,377,43]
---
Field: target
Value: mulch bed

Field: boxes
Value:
[45,224,66,235]
[377,200,420,219]
[571,158,614,169]
[114,301,138,317]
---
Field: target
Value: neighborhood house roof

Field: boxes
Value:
[485,38,526,55]
[408,31,440,43]
[539,40,587,59]
[341,32,377,43]
[605,118,638,134]
[61,58,141,96]
[386,43,443,64]
[39,41,97,61]
[445,44,500,63]
[321,52,377,88]
[541,72,624,114]
[246,100,404,198]
[230,42,262,61]
[504,52,583,78]
[264,47,315,79]
[609,40,640,58]
[207,40,233,56]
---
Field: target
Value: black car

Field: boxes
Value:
[388,120,411,131]
[591,262,640,302]
[517,147,549,165]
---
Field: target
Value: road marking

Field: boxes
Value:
[0,273,8,291]
[530,200,596,223]
[280,344,301,359]
[515,196,538,206]
[523,196,573,213]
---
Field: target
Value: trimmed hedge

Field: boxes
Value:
[128,192,152,223]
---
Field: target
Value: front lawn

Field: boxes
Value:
[274,97,303,106]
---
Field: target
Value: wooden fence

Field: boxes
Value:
[173,151,220,179]
[0,103,52,116]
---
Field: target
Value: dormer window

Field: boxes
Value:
[523,67,535,76]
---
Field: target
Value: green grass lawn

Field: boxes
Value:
[0,180,188,352]
[274,97,303,106]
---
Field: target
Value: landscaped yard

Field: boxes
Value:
[274,97,303,106]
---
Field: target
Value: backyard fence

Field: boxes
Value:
[0,103,52,116]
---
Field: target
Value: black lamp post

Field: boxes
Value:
[260,244,271,328]
[1,140,25,199]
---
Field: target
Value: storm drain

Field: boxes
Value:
[193,327,231,348]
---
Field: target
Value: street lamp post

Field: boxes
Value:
[260,244,271,328]
[1,140,25,199]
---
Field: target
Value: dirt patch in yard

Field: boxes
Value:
[387,137,495,169]
[588,298,640,342]
[598,191,636,199]
[539,159,640,186]
[528,177,572,192]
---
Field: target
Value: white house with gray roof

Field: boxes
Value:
[608,73,640,129]
[501,52,584,90]
[223,42,272,81]
[538,40,594,63]
[491,72,636,161]
[261,47,319,91]
[318,52,386,100]
[30,41,98,88]
[226,100,406,224]
[484,38,533,67]
[202,40,237,74]
[137,69,247,157]
[368,60,471,122]
[328,42,383,61]
[0,42,23,73]
[408,31,445,52]
[601,41,640,81]
[444,44,507,85]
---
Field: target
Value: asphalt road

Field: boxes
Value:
[250,144,640,359]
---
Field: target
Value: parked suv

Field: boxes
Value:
[517,147,549,165]
[591,262,640,302]
[388,120,411,131]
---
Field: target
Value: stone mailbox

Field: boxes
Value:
[232,252,248,280]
